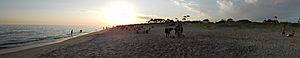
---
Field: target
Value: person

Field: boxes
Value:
[165,27,172,37]
[145,28,151,34]
[179,22,184,37]
[175,26,180,37]
[71,29,74,36]
[282,24,286,35]
[80,29,83,33]
[175,20,184,37]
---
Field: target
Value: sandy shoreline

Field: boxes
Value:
[1,24,300,58]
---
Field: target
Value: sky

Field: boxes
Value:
[0,0,300,25]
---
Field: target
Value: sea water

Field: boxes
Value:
[0,25,100,49]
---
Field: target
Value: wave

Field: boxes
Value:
[0,25,100,50]
[0,30,38,36]
[0,35,70,49]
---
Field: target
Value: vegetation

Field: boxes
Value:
[143,15,300,32]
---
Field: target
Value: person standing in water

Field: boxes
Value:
[71,29,74,36]
[80,29,83,33]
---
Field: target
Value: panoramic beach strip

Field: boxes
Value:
[1,22,300,58]
[1,0,300,58]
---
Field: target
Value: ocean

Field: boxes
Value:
[0,25,100,49]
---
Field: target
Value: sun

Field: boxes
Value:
[103,1,136,25]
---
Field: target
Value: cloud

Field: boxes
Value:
[79,9,99,13]
[169,0,210,18]
[217,0,300,22]
[136,13,162,20]
[245,0,257,4]
[170,0,300,22]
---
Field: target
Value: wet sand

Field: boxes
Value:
[1,24,300,58]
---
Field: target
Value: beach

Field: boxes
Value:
[1,24,300,58]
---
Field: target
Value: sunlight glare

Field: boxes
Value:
[103,1,136,25]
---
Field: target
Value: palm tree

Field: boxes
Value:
[227,18,234,23]
[182,15,190,20]
[202,19,210,23]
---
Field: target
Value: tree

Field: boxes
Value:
[216,19,226,23]
[165,19,174,23]
[147,18,165,23]
[182,15,190,20]
[202,19,210,23]
[154,19,165,23]
[147,19,154,23]
[227,18,235,23]
[236,19,252,23]
[263,19,279,24]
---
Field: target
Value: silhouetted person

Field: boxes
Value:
[145,28,151,34]
[165,27,173,37]
[80,30,83,33]
[175,20,184,37]
[71,29,74,36]
[282,25,286,35]
[282,31,286,35]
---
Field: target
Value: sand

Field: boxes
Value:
[1,24,300,58]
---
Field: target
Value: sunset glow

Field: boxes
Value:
[102,1,137,25]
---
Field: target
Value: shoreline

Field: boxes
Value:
[0,29,107,58]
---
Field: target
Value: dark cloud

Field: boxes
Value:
[171,0,300,22]
[218,0,300,22]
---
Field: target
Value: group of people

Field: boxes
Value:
[165,20,184,38]
[70,29,83,36]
